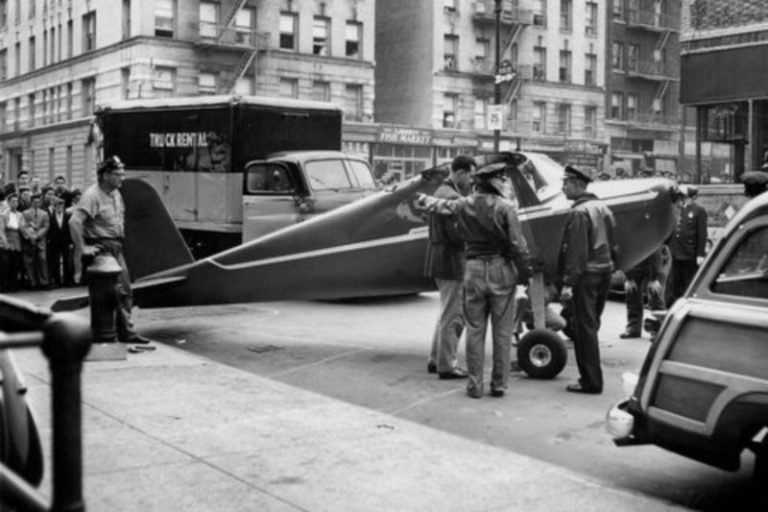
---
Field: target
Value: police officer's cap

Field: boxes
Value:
[98,155,125,174]
[562,165,592,183]
[742,171,768,186]
[685,185,699,198]
[474,162,507,180]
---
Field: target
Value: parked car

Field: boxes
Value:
[606,192,768,478]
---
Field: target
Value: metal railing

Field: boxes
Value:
[626,8,679,31]
[0,295,91,512]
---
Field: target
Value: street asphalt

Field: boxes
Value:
[4,287,694,512]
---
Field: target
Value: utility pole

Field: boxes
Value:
[494,0,502,151]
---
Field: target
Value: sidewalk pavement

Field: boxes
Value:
[14,331,689,512]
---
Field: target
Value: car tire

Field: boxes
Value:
[517,328,568,380]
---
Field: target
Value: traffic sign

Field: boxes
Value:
[487,105,504,131]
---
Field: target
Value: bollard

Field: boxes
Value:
[42,313,92,512]
[85,254,126,361]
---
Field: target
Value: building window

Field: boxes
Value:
[280,77,298,98]
[0,49,6,81]
[313,17,330,56]
[122,0,131,40]
[444,34,458,70]
[28,0,34,18]
[585,51,597,86]
[66,145,73,184]
[312,81,331,102]
[627,44,639,71]
[66,82,72,120]
[13,97,20,131]
[0,0,6,28]
[584,106,597,138]
[559,47,571,83]
[557,104,571,135]
[612,42,624,70]
[28,36,35,71]
[199,2,219,40]
[474,37,490,71]
[653,97,663,115]
[43,30,48,66]
[560,0,572,32]
[280,12,297,50]
[442,93,458,128]
[611,92,623,119]
[344,84,364,121]
[67,20,73,58]
[533,43,546,81]
[586,2,598,35]
[444,0,457,12]
[234,7,254,45]
[28,93,34,128]
[613,0,624,20]
[474,98,487,130]
[152,66,176,97]
[13,0,18,24]
[50,26,56,63]
[199,72,217,95]
[345,21,362,58]
[627,94,638,120]
[121,67,131,99]
[14,42,20,76]
[49,86,57,123]
[532,101,546,133]
[81,77,95,117]
[155,0,175,37]
[82,11,96,52]
[533,0,546,26]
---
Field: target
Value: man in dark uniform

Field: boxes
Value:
[69,156,152,345]
[619,248,664,339]
[47,197,73,287]
[667,185,707,305]
[558,165,616,394]
[418,162,533,399]
[424,155,475,379]
[742,170,768,199]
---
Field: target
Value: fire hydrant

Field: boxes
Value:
[86,254,125,359]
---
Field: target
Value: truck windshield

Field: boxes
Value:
[305,159,355,191]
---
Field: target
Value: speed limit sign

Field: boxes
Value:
[487,105,503,130]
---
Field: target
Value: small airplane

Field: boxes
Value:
[53,151,679,311]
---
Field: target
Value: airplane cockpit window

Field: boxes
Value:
[712,225,768,299]
[523,153,565,203]
[246,164,296,195]
[305,159,354,191]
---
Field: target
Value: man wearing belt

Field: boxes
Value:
[419,162,533,398]
[558,165,616,394]
[69,155,151,345]
[424,155,474,380]
[667,185,707,306]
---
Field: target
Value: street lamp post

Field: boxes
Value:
[494,0,502,151]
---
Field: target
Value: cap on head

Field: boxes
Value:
[685,185,698,198]
[562,165,592,184]
[475,162,507,180]
[98,155,125,175]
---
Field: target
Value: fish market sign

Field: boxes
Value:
[149,132,210,148]
[377,127,432,146]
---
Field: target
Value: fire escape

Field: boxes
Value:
[471,1,533,118]
[197,0,269,94]
[624,2,678,126]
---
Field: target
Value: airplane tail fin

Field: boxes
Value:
[121,179,194,281]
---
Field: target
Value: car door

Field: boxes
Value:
[242,161,305,242]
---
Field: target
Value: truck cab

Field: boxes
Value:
[242,151,376,241]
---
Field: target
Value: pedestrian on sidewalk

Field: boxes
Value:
[424,155,475,380]
[557,165,617,395]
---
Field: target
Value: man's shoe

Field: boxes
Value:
[566,383,601,394]
[619,330,641,339]
[127,335,152,345]
[427,362,437,374]
[438,367,468,380]
[466,389,482,399]
[490,388,505,397]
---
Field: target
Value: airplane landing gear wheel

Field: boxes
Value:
[517,329,567,380]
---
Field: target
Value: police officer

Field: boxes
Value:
[69,156,152,345]
[418,162,533,398]
[424,155,475,379]
[742,170,768,199]
[558,165,616,394]
[667,185,707,305]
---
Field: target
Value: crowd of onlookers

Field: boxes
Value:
[0,170,84,293]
